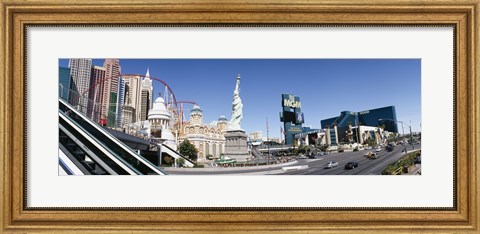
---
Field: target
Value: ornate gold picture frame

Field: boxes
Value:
[1,0,478,233]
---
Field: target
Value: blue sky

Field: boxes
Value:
[59,59,421,138]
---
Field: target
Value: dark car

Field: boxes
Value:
[386,144,394,152]
[344,162,359,169]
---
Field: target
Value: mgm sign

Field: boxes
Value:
[280,94,304,145]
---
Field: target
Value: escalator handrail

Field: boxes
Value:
[58,157,74,175]
[59,144,89,175]
[60,112,140,175]
[59,99,166,175]
[161,143,196,165]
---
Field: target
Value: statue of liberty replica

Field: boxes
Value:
[223,74,250,163]
[229,74,243,130]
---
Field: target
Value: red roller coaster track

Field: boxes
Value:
[69,72,202,128]
[71,73,197,110]
[175,100,198,105]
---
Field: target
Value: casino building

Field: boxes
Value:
[319,106,398,146]
[177,105,228,162]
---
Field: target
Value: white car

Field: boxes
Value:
[298,155,307,159]
[325,161,339,169]
[375,146,382,152]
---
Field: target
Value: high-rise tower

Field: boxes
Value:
[101,59,121,127]
[68,59,92,114]
[88,65,106,122]
[58,67,71,101]
[121,74,142,126]
[140,68,153,121]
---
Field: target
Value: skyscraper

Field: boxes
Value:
[58,67,71,101]
[68,59,92,114]
[101,59,121,128]
[116,77,125,128]
[121,74,142,124]
[88,65,106,122]
[140,68,153,121]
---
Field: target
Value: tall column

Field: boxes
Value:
[326,128,331,145]
[334,126,339,145]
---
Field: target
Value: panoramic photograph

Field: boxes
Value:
[58,59,421,175]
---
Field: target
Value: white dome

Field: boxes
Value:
[148,97,171,120]
[162,128,177,150]
[155,96,164,104]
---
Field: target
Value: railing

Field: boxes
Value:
[161,144,196,167]
[251,147,263,158]
[60,112,139,175]
[59,86,149,139]
[60,99,167,175]
[392,167,403,175]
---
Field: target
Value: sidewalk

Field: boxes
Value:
[163,160,299,173]
[405,164,421,175]
[402,164,422,175]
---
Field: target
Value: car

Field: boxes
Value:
[386,145,394,152]
[325,161,339,169]
[344,162,359,169]
[365,152,379,159]
[375,146,382,152]
[298,155,307,159]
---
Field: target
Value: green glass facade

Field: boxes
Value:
[59,67,71,101]
[107,92,118,128]
[321,106,398,133]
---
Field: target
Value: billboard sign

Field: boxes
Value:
[282,94,302,109]
[295,112,304,124]
[286,125,302,133]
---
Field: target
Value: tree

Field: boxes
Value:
[318,144,329,152]
[179,139,198,161]
[389,132,397,140]
[176,158,185,167]
[162,155,174,165]
[365,138,376,147]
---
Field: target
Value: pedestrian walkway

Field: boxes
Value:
[164,160,299,173]
[405,164,422,175]
[405,164,421,175]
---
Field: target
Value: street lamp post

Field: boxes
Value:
[378,118,412,154]
[266,117,270,165]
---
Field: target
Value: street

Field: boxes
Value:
[164,143,420,175]
[278,144,420,175]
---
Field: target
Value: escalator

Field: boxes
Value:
[251,147,263,159]
[160,143,196,167]
[59,147,86,175]
[59,99,167,175]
